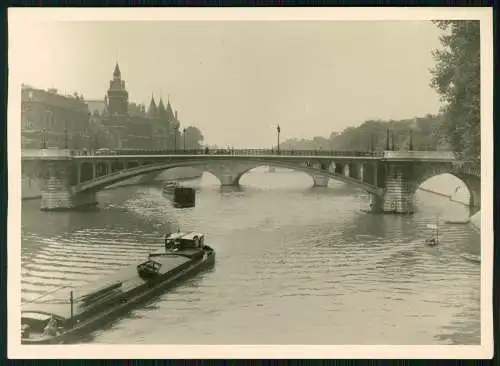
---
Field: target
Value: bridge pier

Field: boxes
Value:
[363,163,415,214]
[381,163,415,214]
[207,162,259,187]
[218,173,240,186]
[40,160,97,211]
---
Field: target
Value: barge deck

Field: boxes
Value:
[21,231,215,344]
[23,254,191,320]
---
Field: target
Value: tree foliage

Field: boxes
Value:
[182,126,204,149]
[280,115,446,152]
[430,20,481,160]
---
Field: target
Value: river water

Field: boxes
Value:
[21,169,481,345]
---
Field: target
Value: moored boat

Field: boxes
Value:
[424,219,440,247]
[21,232,215,345]
[163,181,196,208]
[172,187,196,208]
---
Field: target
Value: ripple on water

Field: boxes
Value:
[21,172,481,345]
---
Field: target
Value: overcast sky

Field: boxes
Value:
[12,20,443,148]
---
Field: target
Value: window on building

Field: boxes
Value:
[45,110,54,129]
[28,91,33,101]
[22,118,33,130]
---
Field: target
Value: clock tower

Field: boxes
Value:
[106,63,129,116]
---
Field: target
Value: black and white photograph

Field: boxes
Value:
[8,7,493,359]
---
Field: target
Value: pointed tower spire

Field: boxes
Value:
[158,97,166,117]
[147,94,158,117]
[113,63,121,80]
[107,62,128,116]
[165,98,175,121]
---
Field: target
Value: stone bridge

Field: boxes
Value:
[21,148,480,214]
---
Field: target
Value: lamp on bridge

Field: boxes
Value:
[41,128,47,149]
[409,129,413,151]
[183,128,186,152]
[385,128,390,150]
[276,124,281,155]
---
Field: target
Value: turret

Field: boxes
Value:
[147,94,158,117]
[113,63,121,80]
[166,100,175,122]
[106,63,129,116]
[157,98,166,117]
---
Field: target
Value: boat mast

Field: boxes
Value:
[436,216,440,242]
[70,290,74,324]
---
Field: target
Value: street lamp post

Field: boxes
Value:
[408,129,413,151]
[385,128,390,150]
[370,134,375,153]
[41,129,47,149]
[276,124,281,155]
[183,128,186,152]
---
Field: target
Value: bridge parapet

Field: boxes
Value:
[66,148,385,158]
[22,148,74,160]
[383,150,457,161]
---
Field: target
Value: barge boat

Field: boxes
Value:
[21,232,215,345]
[163,181,196,208]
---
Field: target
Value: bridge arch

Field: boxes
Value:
[410,163,481,212]
[73,158,382,196]
[234,165,320,188]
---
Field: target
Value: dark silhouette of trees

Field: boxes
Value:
[280,115,445,152]
[182,126,204,149]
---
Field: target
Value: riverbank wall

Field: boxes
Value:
[22,167,203,200]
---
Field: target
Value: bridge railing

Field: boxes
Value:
[69,148,385,158]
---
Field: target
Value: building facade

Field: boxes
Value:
[21,85,91,149]
[21,63,184,151]
[89,63,182,150]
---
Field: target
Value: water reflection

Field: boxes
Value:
[21,170,480,345]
